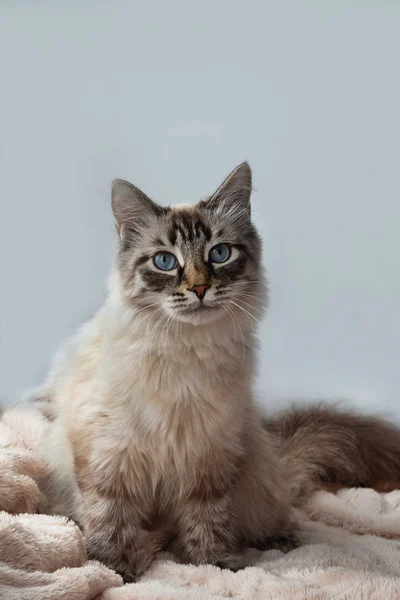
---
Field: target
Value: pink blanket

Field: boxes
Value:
[2,405,400,599]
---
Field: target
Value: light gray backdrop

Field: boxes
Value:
[1,2,399,417]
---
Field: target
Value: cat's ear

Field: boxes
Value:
[205,162,252,216]
[111,179,163,237]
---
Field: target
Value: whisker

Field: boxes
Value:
[134,306,164,335]
[228,300,260,326]
[218,288,266,297]
[229,295,266,315]
[165,312,177,354]
[143,305,165,325]
[133,302,162,319]
[222,280,265,286]
[224,304,246,369]
[231,291,267,299]
[231,292,268,307]
[223,304,237,341]
[160,312,175,356]
[220,286,266,296]
[139,310,168,384]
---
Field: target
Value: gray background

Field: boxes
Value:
[1,2,399,416]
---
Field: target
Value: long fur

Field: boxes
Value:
[36,163,296,581]
[265,404,400,503]
[34,163,400,582]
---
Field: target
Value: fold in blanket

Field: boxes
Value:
[0,406,122,599]
[1,405,400,600]
[0,412,45,515]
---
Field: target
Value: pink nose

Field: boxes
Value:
[190,284,209,300]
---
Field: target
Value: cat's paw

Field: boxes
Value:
[214,552,250,572]
[250,531,300,553]
[113,565,139,584]
[112,562,139,584]
[86,529,164,581]
[86,546,143,582]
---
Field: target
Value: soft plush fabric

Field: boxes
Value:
[0,406,122,599]
[2,405,400,599]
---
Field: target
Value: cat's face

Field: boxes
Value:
[112,163,265,326]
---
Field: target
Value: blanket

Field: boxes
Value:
[1,405,400,600]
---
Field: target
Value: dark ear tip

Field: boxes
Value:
[235,161,252,183]
[111,179,140,205]
[238,161,251,172]
[111,178,130,193]
[111,179,122,197]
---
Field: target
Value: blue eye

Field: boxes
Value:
[209,243,230,264]
[154,252,178,271]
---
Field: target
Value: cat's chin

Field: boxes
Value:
[172,306,225,326]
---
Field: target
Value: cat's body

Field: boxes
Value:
[40,275,291,578]
[38,164,294,580]
[36,163,400,581]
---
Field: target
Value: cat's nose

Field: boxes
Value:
[190,284,210,300]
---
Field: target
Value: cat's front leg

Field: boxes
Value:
[73,421,166,581]
[82,490,164,582]
[173,492,247,570]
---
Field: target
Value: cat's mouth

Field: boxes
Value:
[177,305,214,315]
[173,303,224,325]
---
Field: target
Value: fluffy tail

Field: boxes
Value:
[264,404,400,505]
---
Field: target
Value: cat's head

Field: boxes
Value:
[111,162,266,326]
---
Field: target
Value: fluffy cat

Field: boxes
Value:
[36,163,293,580]
[34,162,400,582]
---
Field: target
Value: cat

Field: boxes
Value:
[34,162,400,582]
